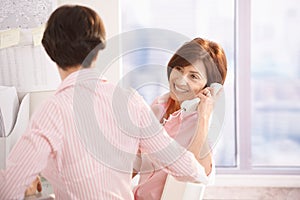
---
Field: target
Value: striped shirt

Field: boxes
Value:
[0,68,208,200]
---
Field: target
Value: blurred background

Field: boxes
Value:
[121,0,300,171]
[1,0,299,199]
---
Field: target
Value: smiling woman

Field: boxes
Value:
[169,63,208,103]
[133,37,228,200]
[164,38,227,122]
[121,0,236,170]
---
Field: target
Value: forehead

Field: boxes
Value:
[184,60,207,75]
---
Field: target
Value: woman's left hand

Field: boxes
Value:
[24,176,42,196]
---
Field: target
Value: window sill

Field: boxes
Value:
[212,174,300,187]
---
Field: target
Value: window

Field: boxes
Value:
[121,0,300,174]
[251,0,300,169]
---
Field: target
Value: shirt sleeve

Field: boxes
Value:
[0,99,63,199]
[131,92,209,184]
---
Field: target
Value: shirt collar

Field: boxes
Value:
[157,92,171,104]
[55,68,107,94]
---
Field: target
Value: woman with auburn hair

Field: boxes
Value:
[133,37,228,200]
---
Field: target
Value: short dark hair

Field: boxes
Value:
[167,38,227,85]
[42,5,106,70]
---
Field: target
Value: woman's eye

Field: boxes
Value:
[174,66,182,71]
[191,74,200,79]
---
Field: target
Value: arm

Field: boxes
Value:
[188,114,213,175]
[0,127,52,199]
[133,94,209,184]
[187,86,220,176]
[0,100,62,199]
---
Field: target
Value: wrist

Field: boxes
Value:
[197,113,210,121]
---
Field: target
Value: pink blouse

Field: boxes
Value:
[133,93,215,200]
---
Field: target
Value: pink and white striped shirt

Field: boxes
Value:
[0,69,208,200]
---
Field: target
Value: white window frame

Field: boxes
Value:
[217,0,300,176]
[119,0,300,177]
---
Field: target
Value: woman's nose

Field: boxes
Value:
[176,75,188,85]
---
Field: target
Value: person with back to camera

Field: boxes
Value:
[0,5,210,200]
[133,38,227,200]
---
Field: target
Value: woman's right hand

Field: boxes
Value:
[196,86,215,118]
[197,84,223,117]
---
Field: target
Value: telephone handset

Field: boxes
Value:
[180,83,222,112]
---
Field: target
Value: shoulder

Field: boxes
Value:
[30,94,62,126]
[150,92,171,120]
[151,92,170,107]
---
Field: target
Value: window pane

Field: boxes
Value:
[121,0,235,166]
[251,0,300,166]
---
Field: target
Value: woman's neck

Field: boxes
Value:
[58,65,81,80]
[164,98,181,120]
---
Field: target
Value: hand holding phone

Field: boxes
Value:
[180,83,222,112]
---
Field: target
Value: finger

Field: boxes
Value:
[36,176,42,192]
[205,88,214,98]
[32,176,39,186]
[202,88,211,96]
[203,87,216,96]
[208,88,214,96]
[25,177,41,196]
[197,92,207,99]
[37,181,42,192]
[25,185,35,196]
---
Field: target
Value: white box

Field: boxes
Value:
[161,175,206,200]
[0,93,30,169]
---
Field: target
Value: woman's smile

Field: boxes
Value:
[174,83,189,93]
